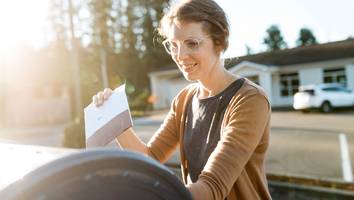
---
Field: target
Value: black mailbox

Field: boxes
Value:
[0,148,192,200]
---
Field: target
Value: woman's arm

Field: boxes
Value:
[115,127,148,155]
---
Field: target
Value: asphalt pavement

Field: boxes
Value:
[1,109,354,183]
[132,109,354,183]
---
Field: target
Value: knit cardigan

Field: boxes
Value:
[147,79,272,200]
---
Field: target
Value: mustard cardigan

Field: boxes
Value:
[147,79,272,200]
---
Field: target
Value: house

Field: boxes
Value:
[148,39,354,109]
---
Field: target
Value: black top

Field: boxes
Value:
[183,78,245,182]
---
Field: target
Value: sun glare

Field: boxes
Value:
[0,0,49,53]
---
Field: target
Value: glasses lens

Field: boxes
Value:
[162,39,202,55]
[185,39,200,51]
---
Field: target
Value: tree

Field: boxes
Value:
[263,25,287,51]
[296,28,318,46]
[245,45,253,55]
[48,0,171,112]
[88,0,116,88]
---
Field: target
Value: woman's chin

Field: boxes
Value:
[183,73,197,82]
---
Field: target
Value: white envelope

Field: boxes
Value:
[84,84,133,148]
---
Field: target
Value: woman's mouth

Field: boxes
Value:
[182,63,198,73]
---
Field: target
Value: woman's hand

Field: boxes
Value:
[92,88,113,107]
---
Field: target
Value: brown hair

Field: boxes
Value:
[158,0,230,53]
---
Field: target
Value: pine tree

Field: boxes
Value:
[263,25,287,51]
[297,28,318,46]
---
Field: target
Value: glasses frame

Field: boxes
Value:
[162,38,206,55]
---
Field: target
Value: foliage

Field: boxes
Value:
[245,45,253,55]
[296,28,318,46]
[263,25,288,51]
[46,0,172,119]
[62,117,85,148]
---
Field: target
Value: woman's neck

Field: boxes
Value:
[198,68,238,98]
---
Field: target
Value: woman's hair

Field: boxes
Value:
[158,0,230,53]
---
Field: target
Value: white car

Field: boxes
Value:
[293,83,354,113]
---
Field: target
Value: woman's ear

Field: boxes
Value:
[213,40,224,55]
[214,44,224,55]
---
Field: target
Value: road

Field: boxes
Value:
[1,109,354,183]
[132,109,354,183]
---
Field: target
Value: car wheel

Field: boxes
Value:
[301,109,310,113]
[321,101,332,113]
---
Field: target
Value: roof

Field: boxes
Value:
[152,39,354,74]
[225,38,354,68]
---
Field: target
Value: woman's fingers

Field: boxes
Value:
[93,88,113,107]
[103,88,113,100]
[92,95,98,106]
[97,91,104,105]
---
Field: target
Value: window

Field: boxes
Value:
[323,68,346,86]
[280,73,299,97]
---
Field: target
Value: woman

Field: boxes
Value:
[93,0,272,199]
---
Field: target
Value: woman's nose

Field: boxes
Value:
[176,45,189,60]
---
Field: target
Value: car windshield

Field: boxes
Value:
[300,89,315,95]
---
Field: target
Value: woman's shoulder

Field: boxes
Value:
[233,78,270,105]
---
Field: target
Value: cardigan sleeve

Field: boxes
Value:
[187,91,271,200]
[146,95,180,163]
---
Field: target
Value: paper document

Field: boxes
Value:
[84,84,133,148]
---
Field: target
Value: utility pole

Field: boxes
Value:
[68,0,83,117]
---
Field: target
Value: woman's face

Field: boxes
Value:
[165,21,220,82]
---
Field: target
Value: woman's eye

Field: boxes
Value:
[185,40,199,49]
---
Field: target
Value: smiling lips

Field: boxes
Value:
[181,63,198,73]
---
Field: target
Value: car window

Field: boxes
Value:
[322,87,351,93]
[301,89,315,95]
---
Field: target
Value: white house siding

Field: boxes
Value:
[272,73,294,107]
[166,78,191,106]
[271,74,281,106]
[149,69,175,109]
[259,72,273,103]
[149,75,164,109]
[235,66,262,77]
[153,78,171,109]
[149,58,354,109]
[151,77,190,109]
[299,68,323,86]
[229,63,274,103]
[345,64,354,91]
[272,58,354,107]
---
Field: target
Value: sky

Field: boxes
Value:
[216,0,354,57]
[0,0,354,57]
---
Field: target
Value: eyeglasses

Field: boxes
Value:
[162,38,205,55]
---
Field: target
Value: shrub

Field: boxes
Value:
[62,117,85,148]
